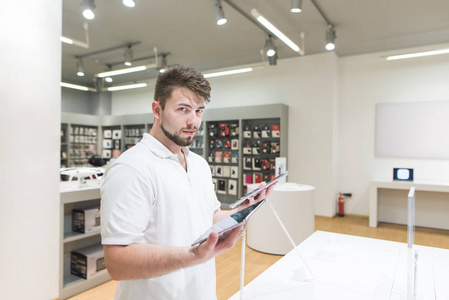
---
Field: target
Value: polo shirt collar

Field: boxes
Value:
[141,133,190,159]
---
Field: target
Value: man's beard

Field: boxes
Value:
[160,122,197,147]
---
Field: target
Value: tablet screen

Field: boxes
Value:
[191,199,266,246]
[229,170,289,208]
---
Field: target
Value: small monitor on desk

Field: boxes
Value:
[393,168,414,181]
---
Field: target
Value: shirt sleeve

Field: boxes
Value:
[100,162,153,245]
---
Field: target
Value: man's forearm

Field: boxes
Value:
[104,243,205,280]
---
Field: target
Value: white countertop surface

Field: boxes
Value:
[60,180,101,193]
[229,231,449,299]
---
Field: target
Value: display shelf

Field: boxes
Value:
[63,217,101,243]
[202,104,289,207]
[188,122,205,157]
[60,183,109,299]
[61,248,110,299]
[123,124,146,151]
[61,124,68,167]
[63,230,101,244]
[68,124,98,167]
[241,118,281,196]
[206,120,240,204]
[101,125,121,160]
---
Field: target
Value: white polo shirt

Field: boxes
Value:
[101,133,221,300]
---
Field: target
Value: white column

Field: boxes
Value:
[0,1,61,299]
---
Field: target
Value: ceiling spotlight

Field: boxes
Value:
[104,65,113,82]
[122,0,135,8]
[124,46,133,66]
[325,25,336,51]
[213,0,227,25]
[76,58,85,77]
[264,37,277,57]
[290,0,303,13]
[82,0,96,20]
[268,54,278,66]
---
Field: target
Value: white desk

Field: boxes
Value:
[229,231,449,300]
[369,179,449,228]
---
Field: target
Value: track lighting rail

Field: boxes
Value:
[75,41,141,59]
[107,52,171,68]
[223,0,272,37]
[310,0,334,28]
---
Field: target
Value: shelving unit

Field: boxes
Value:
[188,122,205,156]
[241,118,281,196]
[69,125,98,167]
[101,125,121,159]
[203,104,288,206]
[59,182,110,299]
[206,120,240,203]
[61,123,68,167]
[101,113,154,153]
[61,113,102,168]
[124,124,146,151]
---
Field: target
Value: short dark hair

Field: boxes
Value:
[154,65,211,109]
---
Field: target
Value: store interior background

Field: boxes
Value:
[3,0,449,299]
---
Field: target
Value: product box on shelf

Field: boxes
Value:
[71,244,107,280]
[72,206,101,233]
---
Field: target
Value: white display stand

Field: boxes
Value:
[60,181,110,299]
[246,183,315,255]
[229,231,449,300]
[369,179,449,229]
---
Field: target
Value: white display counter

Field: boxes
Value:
[246,183,315,255]
[369,179,449,229]
[229,231,449,299]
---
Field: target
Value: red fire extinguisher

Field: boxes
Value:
[338,193,345,217]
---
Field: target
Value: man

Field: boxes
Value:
[101,65,270,300]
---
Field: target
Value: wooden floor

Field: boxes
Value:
[68,215,449,300]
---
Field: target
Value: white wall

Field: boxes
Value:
[112,53,340,217]
[338,44,449,215]
[0,1,61,299]
[62,88,93,114]
[62,88,112,115]
[111,82,156,115]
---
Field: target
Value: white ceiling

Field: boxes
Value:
[62,0,449,88]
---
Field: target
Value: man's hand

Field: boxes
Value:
[192,226,244,263]
[197,181,278,262]
[238,181,277,210]
[213,181,277,225]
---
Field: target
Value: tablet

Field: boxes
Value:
[228,170,289,209]
[191,199,266,246]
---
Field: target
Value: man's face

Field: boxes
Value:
[159,87,205,147]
